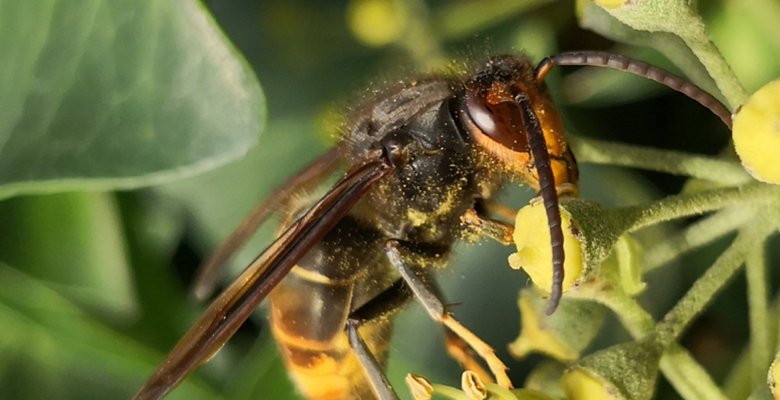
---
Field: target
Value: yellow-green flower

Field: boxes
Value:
[509,289,607,362]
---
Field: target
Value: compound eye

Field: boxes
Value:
[464,86,528,152]
[465,87,497,134]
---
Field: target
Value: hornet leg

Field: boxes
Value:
[347,279,411,400]
[346,275,495,398]
[384,240,513,389]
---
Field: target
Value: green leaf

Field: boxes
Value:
[586,0,748,108]
[116,192,196,348]
[0,263,221,400]
[559,46,668,107]
[708,0,780,93]
[578,2,723,105]
[0,192,136,319]
[0,0,265,200]
[157,118,329,279]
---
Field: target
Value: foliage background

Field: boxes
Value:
[0,0,778,399]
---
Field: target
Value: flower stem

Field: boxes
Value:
[485,383,518,400]
[431,384,474,400]
[653,227,756,344]
[642,206,753,273]
[746,241,771,387]
[678,27,748,109]
[584,290,729,400]
[619,183,779,233]
[659,345,730,400]
[569,136,750,185]
[436,0,553,40]
[601,0,748,109]
[399,0,447,70]
[589,289,654,337]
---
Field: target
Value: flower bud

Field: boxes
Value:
[733,79,780,184]
[525,360,566,398]
[562,368,623,400]
[509,200,584,295]
[594,0,629,9]
[562,337,663,400]
[347,0,407,47]
[510,388,560,400]
[769,350,780,399]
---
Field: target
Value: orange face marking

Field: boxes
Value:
[463,76,578,195]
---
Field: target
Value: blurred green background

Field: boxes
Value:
[0,0,778,399]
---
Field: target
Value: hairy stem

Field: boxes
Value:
[655,228,753,343]
[586,290,729,400]
[679,32,747,110]
[436,0,553,40]
[569,136,750,185]
[746,242,771,387]
[399,0,447,69]
[601,0,748,109]
[659,346,730,400]
[643,206,753,272]
[430,384,473,400]
[619,183,779,233]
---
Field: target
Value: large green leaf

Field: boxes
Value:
[0,192,137,319]
[577,2,723,104]
[157,118,330,279]
[0,0,264,200]
[0,263,221,400]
